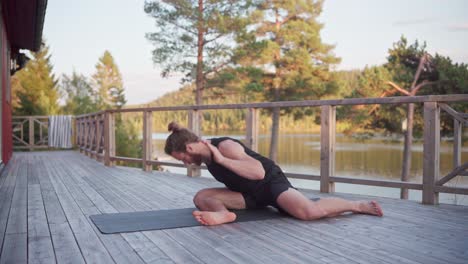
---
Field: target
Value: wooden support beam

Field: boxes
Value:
[320,105,336,193]
[142,111,153,172]
[436,162,468,186]
[246,108,259,152]
[439,103,468,126]
[422,102,440,205]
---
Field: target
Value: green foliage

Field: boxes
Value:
[92,51,126,110]
[12,43,60,115]
[338,66,398,134]
[115,116,142,162]
[229,0,340,104]
[333,69,362,98]
[385,36,429,88]
[338,36,468,137]
[88,51,141,162]
[125,83,321,133]
[144,0,253,104]
[420,54,468,135]
[61,72,98,115]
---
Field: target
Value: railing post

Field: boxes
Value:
[320,105,336,193]
[104,111,116,167]
[143,111,153,172]
[246,108,259,152]
[187,109,201,177]
[422,102,440,205]
[29,117,34,151]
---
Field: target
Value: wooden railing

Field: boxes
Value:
[12,116,49,150]
[74,94,468,205]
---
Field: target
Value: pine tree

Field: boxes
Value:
[92,51,126,110]
[230,0,340,160]
[61,71,97,115]
[11,43,60,115]
[144,0,252,105]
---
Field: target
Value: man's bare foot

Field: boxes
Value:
[192,210,237,226]
[356,201,383,217]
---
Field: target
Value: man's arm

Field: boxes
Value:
[204,140,265,180]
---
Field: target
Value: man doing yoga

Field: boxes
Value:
[165,122,383,226]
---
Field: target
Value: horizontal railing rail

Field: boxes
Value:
[72,94,468,205]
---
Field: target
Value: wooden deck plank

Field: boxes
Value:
[0,157,19,254]
[182,227,273,264]
[35,156,86,264]
[72,157,283,264]
[75,155,468,263]
[27,157,56,264]
[70,157,220,264]
[1,157,28,264]
[59,157,181,264]
[43,157,115,264]
[49,157,167,264]
[2,151,468,264]
[280,216,463,264]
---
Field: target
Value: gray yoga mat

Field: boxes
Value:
[90,207,286,234]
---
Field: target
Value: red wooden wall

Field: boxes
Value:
[1,18,12,165]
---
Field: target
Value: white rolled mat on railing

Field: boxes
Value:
[48,115,73,148]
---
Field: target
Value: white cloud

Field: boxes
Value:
[393,18,436,26]
[447,23,468,31]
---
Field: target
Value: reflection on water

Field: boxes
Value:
[152,132,468,205]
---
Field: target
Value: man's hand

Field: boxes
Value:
[202,140,225,165]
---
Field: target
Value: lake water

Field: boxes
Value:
[152,132,468,205]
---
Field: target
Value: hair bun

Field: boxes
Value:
[168,121,181,132]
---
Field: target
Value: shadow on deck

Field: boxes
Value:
[1,151,467,264]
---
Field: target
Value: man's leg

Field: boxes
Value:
[276,188,383,220]
[192,188,246,225]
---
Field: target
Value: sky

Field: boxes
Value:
[43,0,468,105]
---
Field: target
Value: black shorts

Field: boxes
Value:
[242,167,294,214]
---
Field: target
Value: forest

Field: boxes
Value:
[11,0,468,162]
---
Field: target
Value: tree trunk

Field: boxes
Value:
[400,54,426,199]
[269,8,282,162]
[195,0,204,106]
[401,103,414,199]
[269,88,280,162]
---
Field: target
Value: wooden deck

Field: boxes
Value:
[1,151,467,264]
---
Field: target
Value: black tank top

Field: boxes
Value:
[207,137,279,194]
